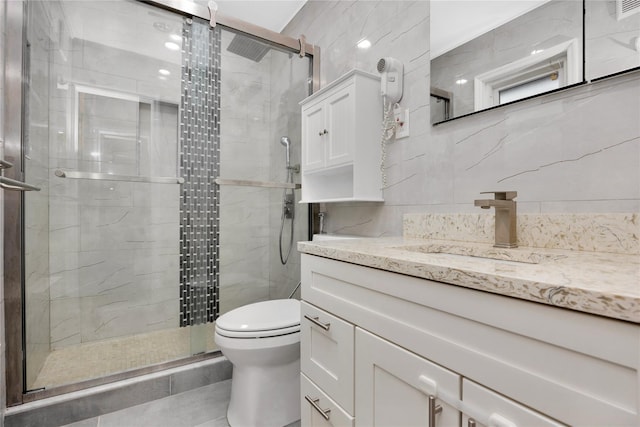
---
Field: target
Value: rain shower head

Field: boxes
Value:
[227,34,271,62]
[280,136,291,168]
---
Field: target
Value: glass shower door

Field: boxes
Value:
[22,0,215,391]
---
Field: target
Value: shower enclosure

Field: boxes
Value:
[3,0,318,406]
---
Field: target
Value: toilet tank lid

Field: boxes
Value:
[216,299,300,332]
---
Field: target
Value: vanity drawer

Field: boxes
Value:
[462,379,566,427]
[301,301,355,415]
[302,373,355,427]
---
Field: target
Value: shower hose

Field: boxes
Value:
[279,168,295,265]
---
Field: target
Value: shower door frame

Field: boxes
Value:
[3,0,319,407]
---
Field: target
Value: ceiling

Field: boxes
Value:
[214,0,307,32]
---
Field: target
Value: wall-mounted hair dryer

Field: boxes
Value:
[377,57,404,104]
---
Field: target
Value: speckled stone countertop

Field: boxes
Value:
[298,237,640,324]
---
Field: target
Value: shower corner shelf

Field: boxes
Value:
[299,70,384,204]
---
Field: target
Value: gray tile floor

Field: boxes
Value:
[61,380,232,427]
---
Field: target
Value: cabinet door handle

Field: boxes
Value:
[305,395,331,420]
[304,314,331,331]
[318,129,328,136]
[428,395,443,427]
[468,419,477,427]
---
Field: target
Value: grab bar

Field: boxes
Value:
[215,178,300,190]
[54,170,184,184]
[0,176,41,192]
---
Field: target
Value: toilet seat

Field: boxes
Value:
[215,299,300,339]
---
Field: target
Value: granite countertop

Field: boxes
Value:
[298,237,640,324]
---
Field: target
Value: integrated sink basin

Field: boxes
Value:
[395,243,566,264]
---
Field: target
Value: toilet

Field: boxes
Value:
[214,299,301,427]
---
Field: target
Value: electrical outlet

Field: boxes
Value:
[394,106,410,139]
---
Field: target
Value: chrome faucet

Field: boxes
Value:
[474,191,518,248]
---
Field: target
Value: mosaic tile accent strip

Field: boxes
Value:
[179,18,221,326]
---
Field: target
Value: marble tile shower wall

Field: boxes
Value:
[217,31,273,315]
[24,0,53,388]
[47,21,183,349]
[266,51,310,300]
[285,1,640,238]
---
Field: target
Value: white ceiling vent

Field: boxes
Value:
[617,0,640,20]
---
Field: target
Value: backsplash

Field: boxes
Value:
[404,213,640,255]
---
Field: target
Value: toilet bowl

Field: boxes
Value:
[214,299,301,427]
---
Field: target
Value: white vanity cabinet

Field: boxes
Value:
[300,253,640,427]
[300,70,383,203]
[355,328,461,427]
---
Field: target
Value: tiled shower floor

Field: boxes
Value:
[32,325,217,390]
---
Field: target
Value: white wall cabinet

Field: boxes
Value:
[300,70,383,203]
[300,253,640,427]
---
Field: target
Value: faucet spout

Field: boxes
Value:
[474,191,518,248]
[474,199,516,209]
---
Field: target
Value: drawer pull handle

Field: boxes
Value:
[305,395,331,420]
[304,314,331,331]
[468,419,477,427]
[428,395,442,427]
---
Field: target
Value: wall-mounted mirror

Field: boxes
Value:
[585,0,640,80]
[430,0,584,124]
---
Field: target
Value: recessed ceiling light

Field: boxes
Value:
[164,41,180,51]
[158,69,171,76]
[455,79,467,85]
[357,38,371,49]
[531,49,544,55]
[169,33,182,42]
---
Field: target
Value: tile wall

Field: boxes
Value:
[24,0,53,388]
[285,0,640,238]
[266,48,310,300]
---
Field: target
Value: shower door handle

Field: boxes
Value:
[0,159,40,191]
[0,176,41,192]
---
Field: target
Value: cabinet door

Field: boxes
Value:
[462,379,566,427]
[325,84,355,168]
[302,100,327,172]
[301,302,355,414]
[302,373,355,427]
[355,328,461,427]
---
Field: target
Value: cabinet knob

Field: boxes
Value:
[318,129,328,136]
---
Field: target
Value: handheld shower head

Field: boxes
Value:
[280,136,291,168]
